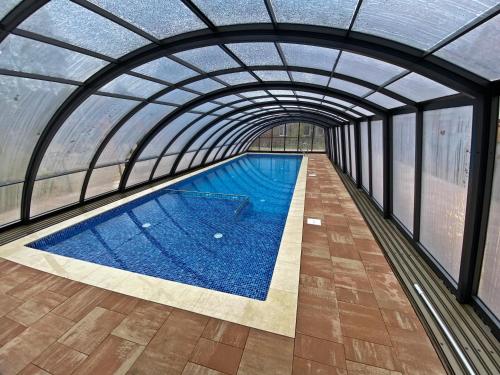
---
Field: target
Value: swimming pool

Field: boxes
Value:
[28,154,302,300]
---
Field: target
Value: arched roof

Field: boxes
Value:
[0,0,499,225]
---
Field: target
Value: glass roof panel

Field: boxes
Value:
[231,100,253,108]
[254,70,290,81]
[0,75,75,184]
[352,106,375,116]
[241,91,268,98]
[276,96,297,101]
[174,46,240,72]
[353,0,498,51]
[191,102,219,113]
[157,89,198,105]
[335,52,406,85]
[345,110,361,118]
[0,34,108,82]
[253,97,275,103]
[192,0,270,26]
[365,92,405,109]
[133,57,197,84]
[226,42,282,66]
[97,103,175,166]
[37,95,137,177]
[99,74,166,98]
[295,91,324,99]
[434,14,500,80]
[291,71,329,86]
[270,0,358,29]
[280,43,339,71]
[19,0,149,59]
[87,0,206,39]
[386,72,457,102]
[269,90,295,96]
[216,72,257,85]
[183,78,226,94]
[0,0,21,20]
[213,107,234,116]
[323,96,354,108]
[329,77,372,97]
[215,95,242,104]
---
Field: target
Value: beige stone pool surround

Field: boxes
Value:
[0,153,307,337]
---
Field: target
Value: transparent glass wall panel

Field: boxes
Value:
[420,106,472,281]
[174,46,239,72]
[371,120,384,206]
[38,95,137,177]
[249,139,260,151]
[392,113,416,232]
[0,183,22,227]
[386,73,457,102]
[88,0,206,39]
[477,109,500,319]
[192,0,270,26]
[20,0,149,59]
[31,172,86,217]
[96,103,175,166]
[270,0,358,29]
[227,43,282,65]
[272,138,285,151]
[176,151,197,172]
[434,14,500,80]
[286,137,299,151]
[349,124,357,181]
[126,159,156,187]
[313,127,326,151]
[0,35,108,81]
[260,138,272,151]
[85,164,125,199]
[360,121,370,191]
[353,0,497,50]
[343,127,351,173]
[0,75,75,184]
[133,57,197,84]
[153,154,178,178]
[337,127,343,167]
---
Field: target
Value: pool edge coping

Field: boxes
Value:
[0,153,307,338]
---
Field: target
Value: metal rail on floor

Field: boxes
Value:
[337,167,500,375]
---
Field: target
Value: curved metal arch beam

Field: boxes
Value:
[147,97,353,180]
[19,26,486,218]
[208,110,341,162]
[117,82,380,190]
[165,102,349,176]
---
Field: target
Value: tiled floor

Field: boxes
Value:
[0,154,446,375]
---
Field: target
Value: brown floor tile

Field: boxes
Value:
[182,362,225,374]
[302,243,332,259]
[294,333,346,368]
[191,338,243,375]
[34,342,87,375]
[331,257,367,277]
[202,318,249,349]
[353,239,382,254]
[293,357,347,375]
[18,364,51,375]
[324,213,349,228]
[0,292,23,317]
[0,316,26,346]
[112,300,171,345]
[58,306,125,355]
[296,302,343,343]
[346,360,402,374]
[30,313,74,339]
[328,229,355,245]
[48,278,86,298]
[98,291,140,315]
[335,287,378,308]
[6,272,58,301]
[301,255,334,279]
[349,225,374,240]
[8,290,67,326]
[72,335,144,375]
[128,350,187,375]
[338,302,391,346]
[237,329,293,375]
[367,272,413,313]
[380,309,422,332]
[329,243,361,260]
[0,266,41,294]
[343,337,400,371]
[52,285,110,322]
[333,274,372,293]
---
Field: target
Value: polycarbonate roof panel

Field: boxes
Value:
[99,74,166,98]
[353,0,498,51]
[241,91,268,98]
[226,43,282,66]
[0,0,21,20]
[174,46,240,72]
[329,78,372,97]
[19,0,149,58]
[386,72,458,102]
[252,97,276,103]
[216,72,257,85]
[191,102,219,113]
[231,100,253,108]
[345,110,361,118]
[290,71,329,86]
[132,57,197,84]
[213,107,234,116]
[97,103,175,166]
[0,34,108,82]
[87,0,206,39]
[296,91,324,100]
[365,92,405,109]
[215,95,242,104]
[434,14,500,80]
[37,95,137,177]
[269,90,295,96]
[324,97,355,108]
[275,96,297,101]
[254,70,290,81]
[157,89,198,105]
[270,0,358,29]
[183,78,226,93]
[280,43,339,71]
[192,0,270,26]
[352,106,375,116]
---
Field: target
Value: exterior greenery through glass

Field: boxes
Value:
[248,123,325,152]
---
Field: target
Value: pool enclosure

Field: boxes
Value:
[0,0,499,339]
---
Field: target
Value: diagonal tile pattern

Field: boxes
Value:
[0,154,445,374]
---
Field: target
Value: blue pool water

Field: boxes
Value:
[28,154,302,300]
